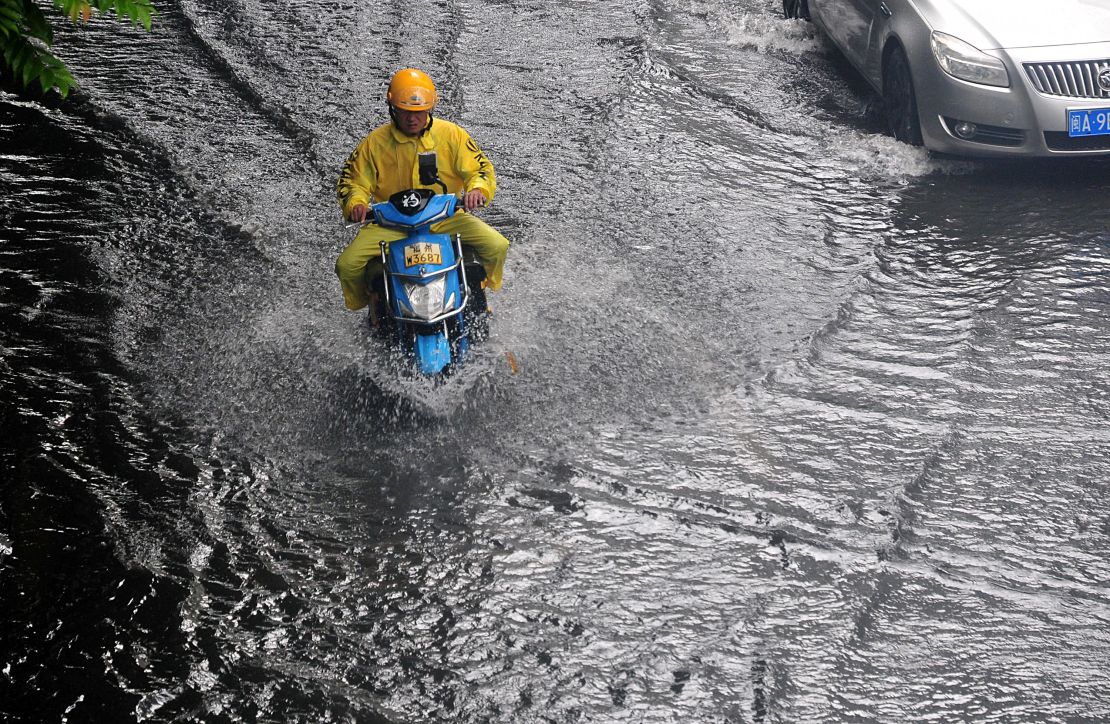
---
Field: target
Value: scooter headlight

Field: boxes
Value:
[930,31,1009,88]
[402,277,447,320]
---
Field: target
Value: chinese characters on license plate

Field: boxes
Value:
[404,242,442,267]
[1068,108,1110,137]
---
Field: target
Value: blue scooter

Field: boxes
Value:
[363,153,489,376]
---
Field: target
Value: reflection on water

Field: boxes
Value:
[3,0,1110,721]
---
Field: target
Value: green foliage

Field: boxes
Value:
[0,0,155,97]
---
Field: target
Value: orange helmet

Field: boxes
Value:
[387,68,437,111]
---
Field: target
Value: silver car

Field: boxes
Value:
[784,0,1110,157]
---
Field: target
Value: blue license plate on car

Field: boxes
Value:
[1068,108,1110,137]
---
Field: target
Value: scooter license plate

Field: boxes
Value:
[404,242,442,267]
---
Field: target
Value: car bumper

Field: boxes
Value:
[909,40,1110,157]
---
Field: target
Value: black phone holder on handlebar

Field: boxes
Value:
[418,151,449,195]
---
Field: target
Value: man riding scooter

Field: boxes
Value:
[335,68,510,322]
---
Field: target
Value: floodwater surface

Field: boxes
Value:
[2,0,1110,721]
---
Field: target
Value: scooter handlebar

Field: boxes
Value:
[342,191,477,228]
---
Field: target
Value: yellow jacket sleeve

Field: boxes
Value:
[454,126,497,203]
[336,139,377,218]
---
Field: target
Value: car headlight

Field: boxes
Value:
[930,31,1009,88]
[402,277,447,320]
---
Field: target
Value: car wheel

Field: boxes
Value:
[883,46,923,145]
[782,0,809,20]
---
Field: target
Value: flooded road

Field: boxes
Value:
[3,0,1110,721]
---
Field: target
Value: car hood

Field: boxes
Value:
[922,0,1110,50]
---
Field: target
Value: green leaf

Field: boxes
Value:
[20,46,36,85]
[21,0,53,43]
[52,0,82,19]
[43,61,74,96]
[2,0,152,97]
[11,41,29,70]
[0,5,23,23]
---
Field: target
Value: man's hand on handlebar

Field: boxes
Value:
[462,190,487,212]
[348,204,368,223]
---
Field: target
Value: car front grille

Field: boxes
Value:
[1044,131,1110,152]
[1024,60,1110,98]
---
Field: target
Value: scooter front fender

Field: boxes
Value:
[414,331,452,375]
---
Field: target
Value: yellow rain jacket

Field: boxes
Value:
[337,117,497,213]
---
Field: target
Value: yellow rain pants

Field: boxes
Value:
[335,213,509,311]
